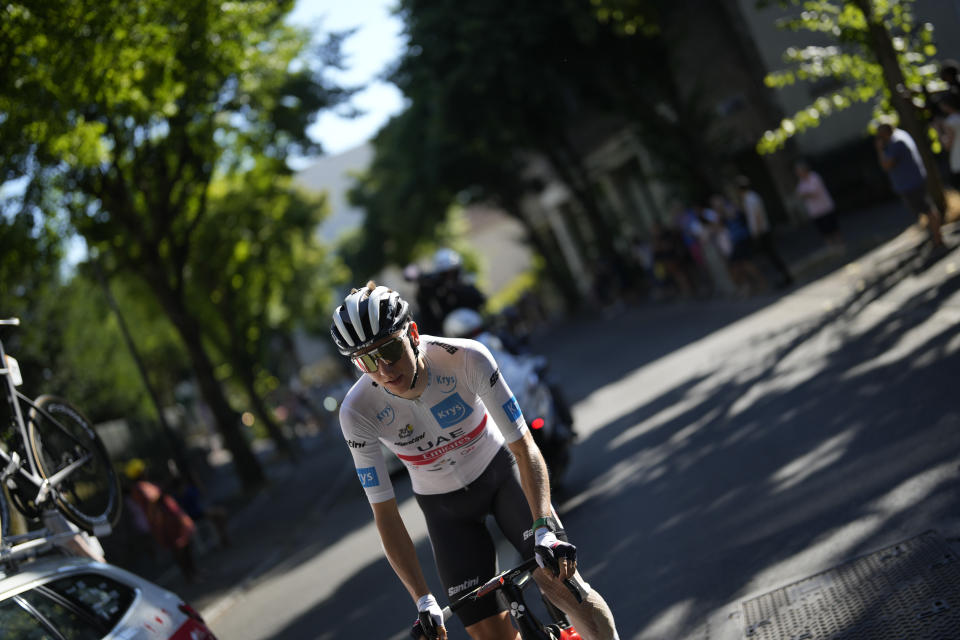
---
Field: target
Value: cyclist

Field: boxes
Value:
[331,282,619,640]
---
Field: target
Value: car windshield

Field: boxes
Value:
[0,572,135,640]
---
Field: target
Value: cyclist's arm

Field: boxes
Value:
[507,432,552,523]
[370,498,433,603]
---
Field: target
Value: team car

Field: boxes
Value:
[0,554,217,639]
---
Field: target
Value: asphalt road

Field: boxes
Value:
[208,223,960,639]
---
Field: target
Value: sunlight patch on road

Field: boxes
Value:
[870,458,958,515]
[739,516,885,603]
[770,431,855,493]
[605,394,713,451]
[636,598,695,640]
[840,315,957,380]
[740,459,956,603]
[562,456,656,513]
[574,294,816,442]
[209,494,427,636]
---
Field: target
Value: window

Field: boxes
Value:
[45,574,135,629]
[0,573,136,640]
[0,597,60,640]
[17,591,101,640]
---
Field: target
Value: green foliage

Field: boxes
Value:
[757,0,941,153]
[0,0,353,477]
[485,255,545,315]
[47,269,189,423]
[589,0,661,36]
[189,161,349,388]
[346,0,679,276]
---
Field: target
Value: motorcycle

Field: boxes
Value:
[443,309,576,489]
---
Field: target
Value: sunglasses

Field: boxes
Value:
[352,334,408,373]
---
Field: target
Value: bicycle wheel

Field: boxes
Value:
[27,396,120,535]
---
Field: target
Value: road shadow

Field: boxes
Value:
[540,239,960,637]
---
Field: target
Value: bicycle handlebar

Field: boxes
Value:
[441,557,585,623]
[0,318,21,326]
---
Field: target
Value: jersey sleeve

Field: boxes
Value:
[464,340,528,443]
[339,402,395,503]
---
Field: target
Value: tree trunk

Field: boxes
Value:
[500,194,582,311]
[854,0,946,211]
[542,141,632,285]
[151,281,266,491]
[237,364,299,462]
[216,295,297,461]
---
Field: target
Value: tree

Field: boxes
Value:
[756,0,946,208]
[348,0,700,304]
[0,0,352,489]
[188,161,349,458]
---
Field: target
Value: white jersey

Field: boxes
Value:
[339,336,529,503]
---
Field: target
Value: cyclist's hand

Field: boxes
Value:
[410,594,447,640]
[534,529,577,581]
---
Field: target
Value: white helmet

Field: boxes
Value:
[330,283,410,356]
[443,308,484,338]
[432,247,462,273]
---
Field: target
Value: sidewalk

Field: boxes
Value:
[773,198,946,285]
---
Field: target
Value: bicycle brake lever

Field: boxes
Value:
[562,576,585,604]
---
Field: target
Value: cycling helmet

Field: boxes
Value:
[330,282,411,356]
[432,248,462,273]
[443,308,485,338]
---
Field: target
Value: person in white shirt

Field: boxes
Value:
[937,94,960,189]
[331,282,619,640]
[736,176,793,288]
[795,162,844,249]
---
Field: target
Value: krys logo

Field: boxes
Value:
[430,393,474,429]
[356,466,380,488]
[376,404,396,425]
[435,374,456,393]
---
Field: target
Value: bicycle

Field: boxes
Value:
[415,557,586,640]
[0,317,121,546]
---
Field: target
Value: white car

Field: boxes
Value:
[0,555,217,639]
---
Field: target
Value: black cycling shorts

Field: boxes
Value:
[414,446,565,628]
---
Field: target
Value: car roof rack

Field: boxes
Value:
[1,524,81,574]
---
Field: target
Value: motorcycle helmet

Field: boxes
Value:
[330,281,411,356]
[432,247,462,273]
[443,308,485,338]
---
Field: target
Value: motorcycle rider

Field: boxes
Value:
[443,308,576,486]
[414,248,487,336]
[331,282,619,640]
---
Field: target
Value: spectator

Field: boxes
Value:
[125,459,198,582]
[710,194,766,296]
[736,176,794,288]
[795,161,844,250]
[651,221,693,298]
[698,200,737,296]
[875,123,945,248]
[940,59,960,97]
[937,94,960,190]
[169,470,231,551]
